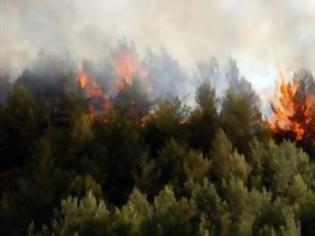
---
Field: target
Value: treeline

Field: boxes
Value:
[0,67,315,236]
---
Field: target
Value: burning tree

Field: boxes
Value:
[269,74,315,141]
[74,46,151,122]
[75,70,112,117]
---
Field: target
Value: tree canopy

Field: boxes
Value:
[0,67,314,236]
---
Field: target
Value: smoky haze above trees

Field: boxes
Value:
[0,40,274,111]
[0,41,315,235]
[3,0,315,78]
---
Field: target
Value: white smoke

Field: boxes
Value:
[1,0,315,107]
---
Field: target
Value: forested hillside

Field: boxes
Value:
[0,57,315,235]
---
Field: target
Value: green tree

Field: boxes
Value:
[137,139,211,198]
[90,110,144,205]
[220,86,264,154]
[0,85,39,168]
[143,99,190,154]
[211,129,251,182]
[249,140,314,196]
[189,81,218,153]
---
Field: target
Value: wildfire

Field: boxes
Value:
[75,71,112,115]
[114,50,138,89]
[75,71,101,98]
[268,74,315,141]
[112,49,149,92]
[74,49,149,120]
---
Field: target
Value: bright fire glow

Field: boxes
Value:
[269,74,314,141]
[74,49,148,118]
[75,71,112,115]
[114,50,138,89]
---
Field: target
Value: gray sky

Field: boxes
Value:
[1,0,315,93]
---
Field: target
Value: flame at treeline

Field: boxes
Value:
[268,73,315,141]
[75,49,315,141]
[75,48,148,117]
[75,70,112,115]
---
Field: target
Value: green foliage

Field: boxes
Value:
[249,139,315,195]
[0,85,40,166]
[196,80,217,114]
[38,187,200,236]
[189,81,218,153]
[135,139,211,198]
[0,75,315,236]
[88,110,144,205]
[220,87,265,154]
[143,99,190,153]
[68,175,103,200]
[211,129,251,181]
[52,191,109,235]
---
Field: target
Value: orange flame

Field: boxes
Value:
[75,50,149,119]
[75,71,101,98]
[112,49,149,93]
[75,71,112,116]
[113,50,138,92]
[269,74,314,141]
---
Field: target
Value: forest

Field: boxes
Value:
[0,45,315,236]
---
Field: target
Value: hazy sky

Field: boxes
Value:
[1,0,315,92]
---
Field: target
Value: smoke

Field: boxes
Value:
[1,0,315,110]
[2,0,315,75]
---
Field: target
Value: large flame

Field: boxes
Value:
[75,49,148,119]
[269,74,315,141]
[113,50,138,90]
[112,49,148,92]
[75,50,138,114]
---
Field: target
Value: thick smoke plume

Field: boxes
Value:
[1,0,315,79]
[0,40,261,112]
[1,0,315,115]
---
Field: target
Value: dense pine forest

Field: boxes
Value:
[0,50,315,236]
